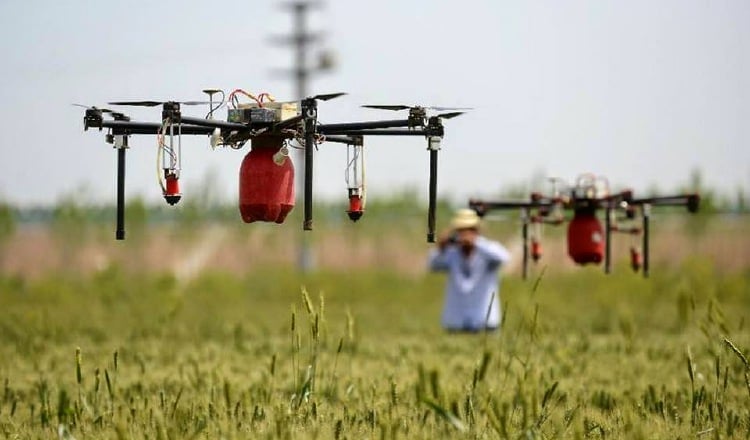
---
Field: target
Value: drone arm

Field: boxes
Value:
[96,120,214,136]
[469,199,550,214]
[177,116,251,131]
[322,129,437,136]
[318,119,414,133]
[323,135,363,145]
[631,194,700,212]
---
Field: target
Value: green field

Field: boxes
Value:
[0,198,748,438]
[1,253,749,439]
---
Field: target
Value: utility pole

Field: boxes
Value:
[272,1,334,273]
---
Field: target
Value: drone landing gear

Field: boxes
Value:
[115,136,127,240]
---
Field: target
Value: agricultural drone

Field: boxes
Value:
[468,173,700,278]
[78,89,467,242]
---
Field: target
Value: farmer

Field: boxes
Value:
[428,208,511,332]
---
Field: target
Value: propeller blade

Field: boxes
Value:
[73,104,115,114]
[436,111,465,119]
[362,104,472,112]
[108,100,164,107]
[429,106,473,111]
[74,104,130,120]
[108,100,210,107]
[312,92,347,101]
[362,105,411,111]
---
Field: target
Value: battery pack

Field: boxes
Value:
[227,107,277,124]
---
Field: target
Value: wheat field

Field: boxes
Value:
[0,214,748,439]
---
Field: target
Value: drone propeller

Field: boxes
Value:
[362,104,411,111]
[73,104,129,120]
[430,106,473,111]
[362,104,472,111]
[108,100,210,107]
[310,92,347,101]
[73,103,116,113]
[435,111,465,119]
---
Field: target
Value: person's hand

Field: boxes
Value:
[437,229,455,251]
[456,228,479,249]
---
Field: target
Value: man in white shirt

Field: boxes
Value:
[428,209,511,332]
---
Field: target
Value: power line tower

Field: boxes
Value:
[272,1,335,272]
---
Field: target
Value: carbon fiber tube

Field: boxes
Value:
[318,119,412,133]
[604,205,612,274]
[303,99,316,231]
[522,208,529,280]
[427,150,437,243]
[320,129,432,136]
[642,204,650,278]
[115,146,126,240]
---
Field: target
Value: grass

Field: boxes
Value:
[0,255,748,439]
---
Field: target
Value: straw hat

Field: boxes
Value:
[451,208,481,230]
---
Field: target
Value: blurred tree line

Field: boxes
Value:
[0,169,746,245]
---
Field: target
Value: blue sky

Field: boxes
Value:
[0,0,748,206]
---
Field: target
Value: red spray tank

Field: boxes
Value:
[567,209,604,264]
[239,136,295,224]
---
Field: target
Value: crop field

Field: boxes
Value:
[0,215,749,439]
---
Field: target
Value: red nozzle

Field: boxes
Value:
[531,239,543,262]
[346,193,363,222]
[630,247,641,272]
[164,172,182,205]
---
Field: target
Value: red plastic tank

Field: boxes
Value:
[239,137,295,224]
[567,212,604,264]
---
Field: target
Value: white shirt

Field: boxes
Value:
[428,236,511,331]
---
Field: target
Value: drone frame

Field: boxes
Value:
[82,96,449,242]
[469,189,700,279]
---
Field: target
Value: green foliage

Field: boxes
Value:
[52,190,91,245]
[0,199,15,245]
[682,169,718,237]
[124,195,148,238]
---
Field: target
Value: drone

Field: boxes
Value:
[468,173,700,278]
[78,89,467,242]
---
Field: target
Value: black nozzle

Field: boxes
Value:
[347,210,364,222]
[164,195,182,206]
[687,194,700,213]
